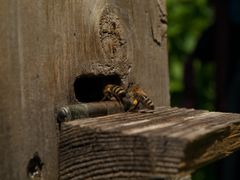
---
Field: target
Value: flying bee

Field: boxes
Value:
[102,84,127,103]
[126,84,154,111]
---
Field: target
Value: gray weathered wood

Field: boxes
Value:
[0,1,58,179]
[0,0,168,179]
[59,107,240,179]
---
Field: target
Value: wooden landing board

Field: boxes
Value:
[59,107,240,179]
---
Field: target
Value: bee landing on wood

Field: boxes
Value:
[101,83,154,112]
[102,84,127,103]
[126,84,154,111]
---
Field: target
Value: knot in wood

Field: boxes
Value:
[99,7,127,61]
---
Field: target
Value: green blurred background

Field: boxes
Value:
[167,0,215,111]
[167,0,240,180]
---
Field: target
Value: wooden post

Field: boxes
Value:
[0,0,168,179]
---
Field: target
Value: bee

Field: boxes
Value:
[126,84,154,111]
[102,84,127,103]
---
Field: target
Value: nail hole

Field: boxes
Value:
[27,152,44,179]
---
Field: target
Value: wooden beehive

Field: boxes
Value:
[0,1,168,179]
[1,1,240,180]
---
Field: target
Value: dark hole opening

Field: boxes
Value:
[74,74,122,102]
[27,152,44,178]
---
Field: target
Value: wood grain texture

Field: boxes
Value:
[48,0,169,106]
[0,0,168,179]
[59,107,240,179]
[0,0,58,179]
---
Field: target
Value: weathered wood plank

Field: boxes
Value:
[0,0,58,179]
[0,0,168,179]
[59,107,240,179]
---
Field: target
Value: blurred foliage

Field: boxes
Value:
[167,1,217,180]
[167,0,215,110]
